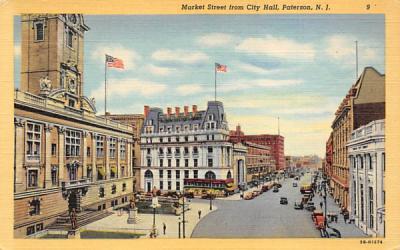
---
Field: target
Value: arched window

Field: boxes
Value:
[144,170,153,178]
[227,171,232,179]
[205,171,216,180]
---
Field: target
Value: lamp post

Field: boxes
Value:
[178,217,181,239]
[178,191,186,239]
[150,187,160,238]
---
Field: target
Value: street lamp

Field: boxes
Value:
[151,189,160,238]
[178,217,181,239]
[177,191,186,238]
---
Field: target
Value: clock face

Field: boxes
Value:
[69,15,77,24]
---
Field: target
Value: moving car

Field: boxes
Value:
[294,176,300,181]
[305,202,316,211]
[292,182,298,187]
[294,201,303,209]
[273,186,279,193]
[280,197,288,205]
[275,183,282,188]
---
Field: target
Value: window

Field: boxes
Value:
[51,166,58,185]
[176,170,180,179]
[360,184,364,221]
[160,137,163,143]
[159,148,164,154]
[208,147,213,153]
[147,158,151,167]
[87,147,91,157]
[382,153,385,172]
[205,171,216,179]
[168,181,172,190]
[194,170,198,178]
[175,147,180,154]
[167,170,172,179]
[185,159,189,167]
[27,225,35,236]
[65,130,81,157]
[111,184,116,194]
[87,167,93,181]
[67,29,73,48]
[212,135,215,140]
[193,147,198,154]
[369,187,374,228]
[120,140,126,159]
[26,123,41,161]
[159,170,164,178]
[184,147,189,155]
[35,22,44,41]
[184,170,189,179]
[147,148,151,154]
[51,144,57,156]
[168,159,171,167]
[208,159,213,167]
[122,183,126,191]
[167,147,172,154]
[160,159,164,167]
[121,166,125,177]
[176,137,180,142]
[168,137,171,142]
[109,137,117,158]
[194,159,198,167]
[96,135,104,157]
[184,136,189,142]
[68,98,75,107]
[176,159,180,167]
[176,181,181,190]
[29,198,40,216]
[160,181,164,190]
[28,169,38,188]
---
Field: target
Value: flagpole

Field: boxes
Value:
[214,63,217,101]
[105,54,107,119]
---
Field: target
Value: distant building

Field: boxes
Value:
[103,113,144,191]
[229,125,284,170]
[324,133,334,191]
[330,67,385,212]
[140,102,234,196]
[14,14,135,238]
[347,119,385,237]
[242,141,274,184]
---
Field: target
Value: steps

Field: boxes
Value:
[47,209,113,231]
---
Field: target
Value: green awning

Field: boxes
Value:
[97,166,105,176]
[110,165,117,173]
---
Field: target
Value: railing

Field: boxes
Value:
[61,178,90,189]
[351,120,385,140]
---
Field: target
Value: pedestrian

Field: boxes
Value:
[198,210,202,219]
[163,222,166,235]
[319,201,323,209]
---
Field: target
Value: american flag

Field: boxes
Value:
[106,54,124,69]
[215,63,227,72]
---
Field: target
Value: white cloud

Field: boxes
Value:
[236,35,315,60]
[14,44,20,57]
[89,78,167,102]
[197,33,234,47]
[91,45,141,70]
[151,49,209,64]
[176,83,206,96]
[146,64,175,76]
[219,78,303,92]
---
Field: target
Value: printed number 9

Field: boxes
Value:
[366,4,370,10]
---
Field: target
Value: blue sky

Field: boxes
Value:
[14,15,385,157]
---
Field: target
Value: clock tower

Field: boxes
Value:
[20,14,90,102]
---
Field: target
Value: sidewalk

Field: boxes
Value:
[313,190,368,238]
[83,200,216,238]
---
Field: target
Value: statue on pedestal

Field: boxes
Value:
[127,194,138,224]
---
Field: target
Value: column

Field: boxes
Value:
[126,140,132,177]
[82,130,88,180]
[44,123,53,187]
[14,118,25,192]
[92,132,97,181]
[105,135,110,180]
[116,138,121,178]
[58,126,66,182]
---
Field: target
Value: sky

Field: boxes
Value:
[14,15,385,157]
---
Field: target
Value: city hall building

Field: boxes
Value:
[14,14,135,238]
[140,102,234,196]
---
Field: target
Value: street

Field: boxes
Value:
[191,173,366,238]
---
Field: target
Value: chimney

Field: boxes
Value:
[175,107,180,118]
[192,105,198,116]
[167,107,172,117]
[184,106,189,116]
[144,105,150,118]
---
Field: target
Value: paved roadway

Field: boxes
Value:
[191,175,321,238]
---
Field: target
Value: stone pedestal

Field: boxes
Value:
[127,207,138,224]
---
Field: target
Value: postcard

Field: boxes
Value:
[0,0,399,249]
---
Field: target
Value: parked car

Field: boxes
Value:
[280,197,288,205]
[294,201,303,209]
[294,176,300,180]
[273,186,279,193]
[252,190,261,198]
[292,182,298,187]
[275,183,282,188]
[305,202,316,211]
[244,192,253,200]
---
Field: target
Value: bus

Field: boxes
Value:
[183,178,236,197]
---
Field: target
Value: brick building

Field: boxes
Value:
[14,14,136,238]
[329,66,385,211]
[242,142,275,184]
[229,125,285,170]
[324,132,333,190]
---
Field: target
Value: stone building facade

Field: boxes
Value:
[14,14,135,238]
[347,119,385,237]
[140,102,233,193]
[242,142,274,184]
[330,67,385,212]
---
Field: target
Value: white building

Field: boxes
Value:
[347,119,385,237]
[140,102,233,193]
